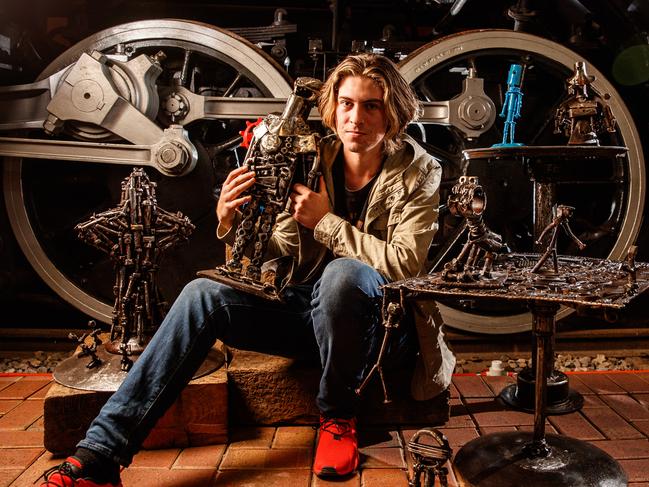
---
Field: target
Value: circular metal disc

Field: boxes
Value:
[454,431,627,486]
[53,346,225,392]
[499,383,584,415]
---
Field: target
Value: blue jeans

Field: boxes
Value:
[78,258,416,466]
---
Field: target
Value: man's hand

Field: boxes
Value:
[216,165,255,231]
[290,176,330,230]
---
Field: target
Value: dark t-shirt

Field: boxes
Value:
[332,153,381,229]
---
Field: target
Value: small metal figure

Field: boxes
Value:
[621,245,639,294]
[199,77,323,300]
[442,176,507,282]
[407,428,453,487]
[69,320,103,369]
[493,64,524,147]
[355,301,402,403]
[554,61,616,145]
[76,168,194,359]
[532,204,586,274]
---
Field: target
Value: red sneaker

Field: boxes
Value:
[39,456,122,487]
[313,416,359,477]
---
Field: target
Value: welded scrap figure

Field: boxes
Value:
[532,204,586,274]
[203,77,323,299]
[442,176,508,282]
[493,64,524,147]
[75,168,194,369]
[407,428,453,487]
[621,245,639,294]
[554,61,616,145]
[68,321,103,369]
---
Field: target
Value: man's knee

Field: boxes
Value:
[318,258,385,297]
[179,278,234,302]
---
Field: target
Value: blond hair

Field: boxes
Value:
[318,53,420,155]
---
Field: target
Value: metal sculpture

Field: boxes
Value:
[198,77,323,300]
[493,63,524,147]
[621,245,639,294]
[407,428,453,487]
[75,168,194,370]
[355,301,403,402]
[532,204,586,274]
[68,321,104,369]
[442,176,507,282]
[554,61,616,145]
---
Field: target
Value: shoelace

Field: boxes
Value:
[320,418,354,440]
[38,461,76,486]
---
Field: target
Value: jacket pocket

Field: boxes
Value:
[369,212,390,240]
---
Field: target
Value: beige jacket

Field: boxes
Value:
[218,134,455,400]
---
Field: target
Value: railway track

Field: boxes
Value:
[2,318,649,374]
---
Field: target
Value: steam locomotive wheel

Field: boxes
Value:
[399,30,645,333]
[3,19,292,324]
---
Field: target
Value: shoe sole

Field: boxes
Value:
[313,456,359,478]
[314,466,354,478]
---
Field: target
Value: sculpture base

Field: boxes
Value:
[491,142,524,148]
[197,267,282,301]
[500,367,583,414]
[53,345,225,392]
[454,431,627,487]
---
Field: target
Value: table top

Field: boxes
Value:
[463,145,628,161]
[383,253,649,309]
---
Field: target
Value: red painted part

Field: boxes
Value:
[453,369,649,377]
[239,117,263,148]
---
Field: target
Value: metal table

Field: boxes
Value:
[382,252,649,486]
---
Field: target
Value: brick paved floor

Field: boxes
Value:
[2,372,649,486]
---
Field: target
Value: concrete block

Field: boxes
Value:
[227,350,449,426]
[44,369,227,455]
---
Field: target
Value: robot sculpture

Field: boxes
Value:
[199,77,323,300]
[493,63,524,147]
[554,61,616,145]
[75,168,195,370]
[531,204,586,274]
[441,176,508,282]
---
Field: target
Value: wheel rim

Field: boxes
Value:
[4,19,292,324]
[399,30,645,333]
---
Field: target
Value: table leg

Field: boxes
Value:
[453,301,627,486]
[499,305,583,415]
[526,302,558,455]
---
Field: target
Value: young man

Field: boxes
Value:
[40,53,453,486]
